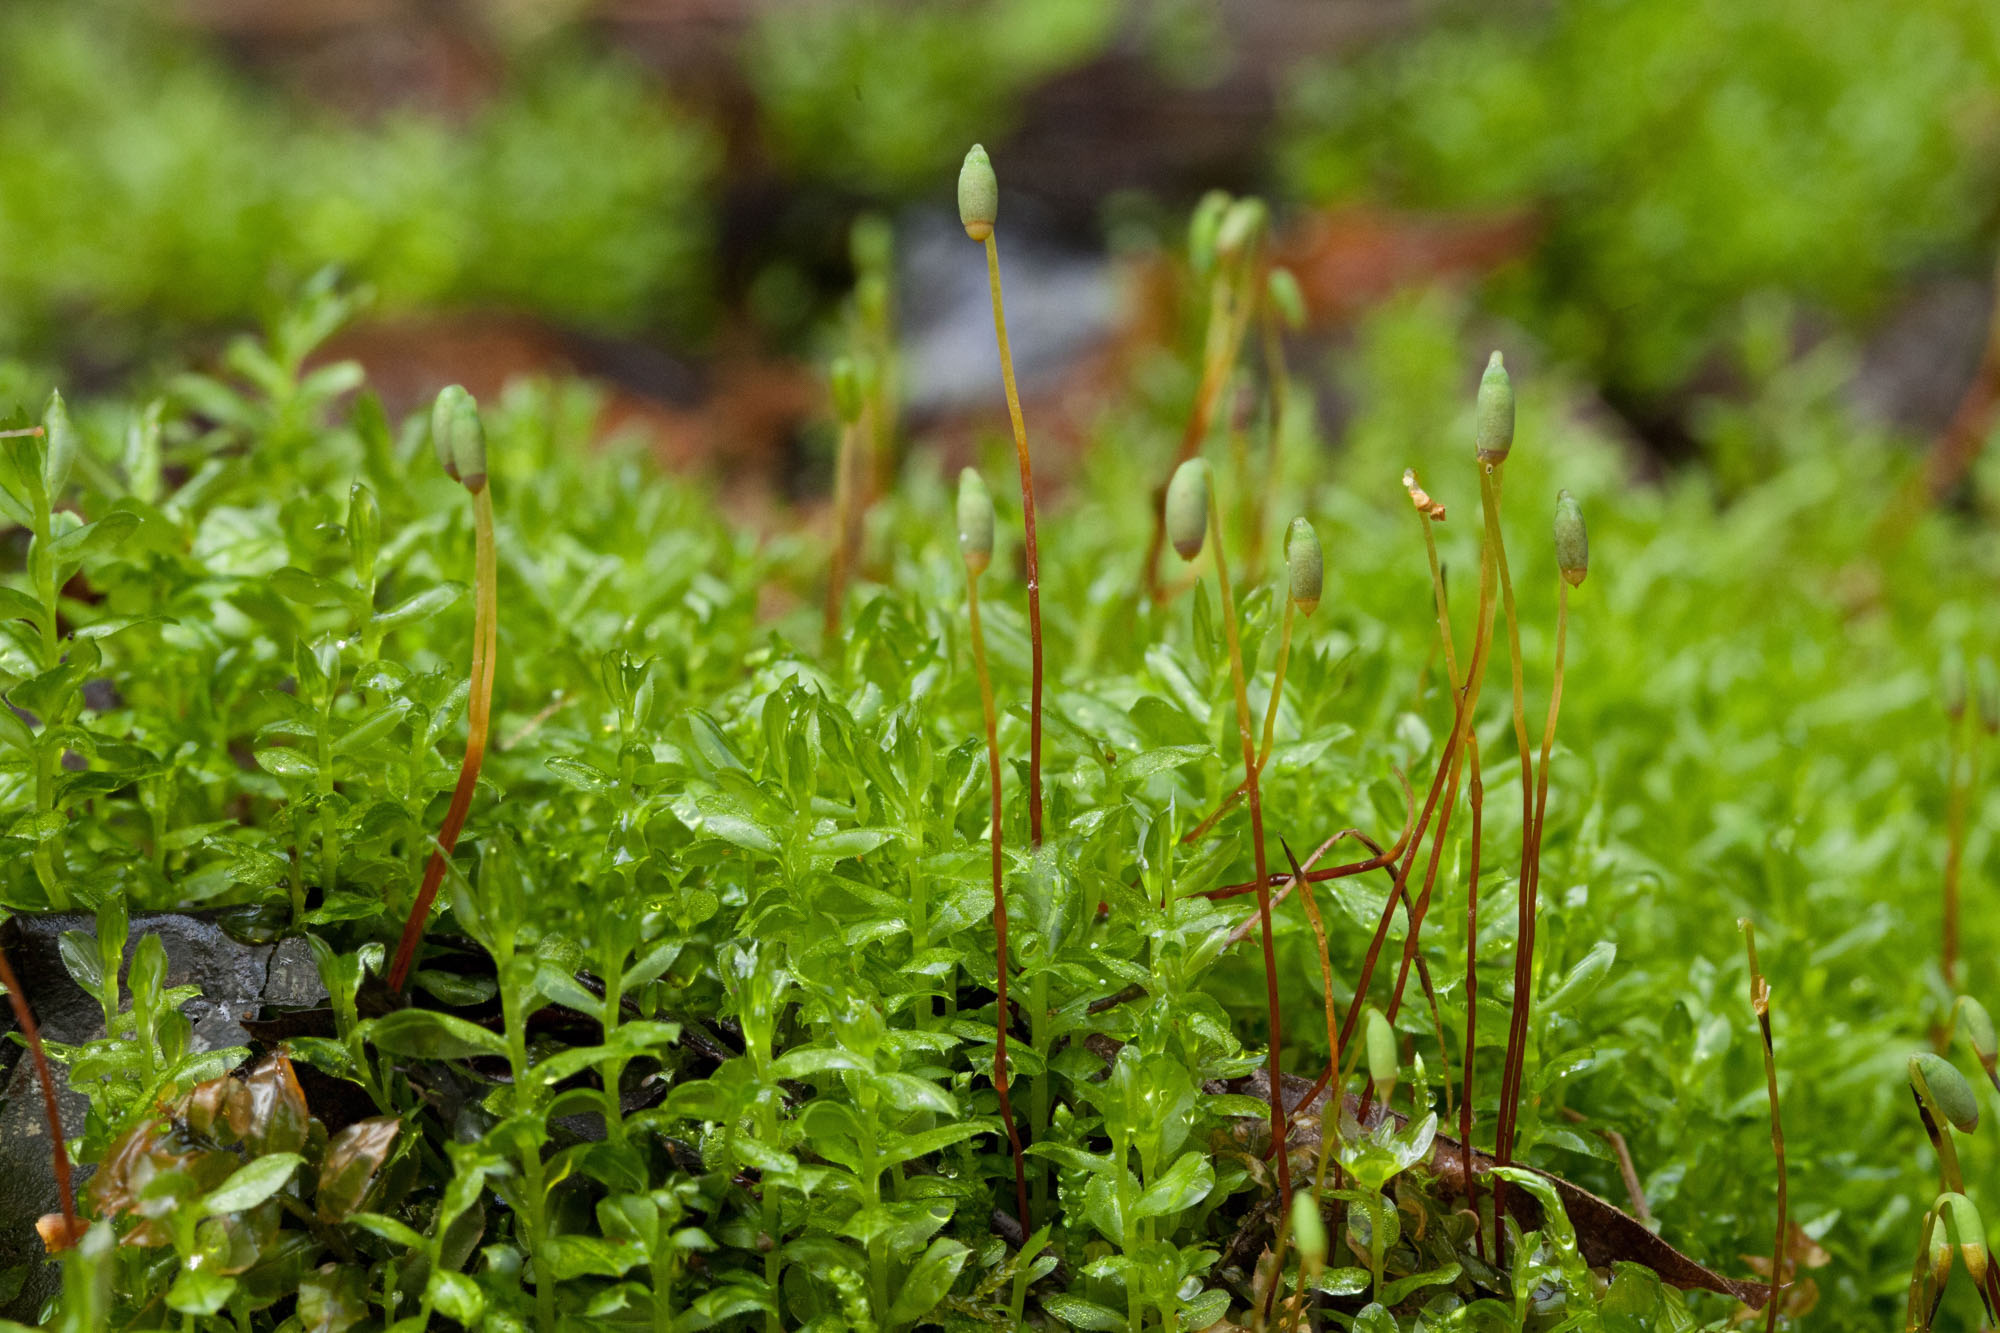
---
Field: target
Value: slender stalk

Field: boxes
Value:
[1205,486,1290,1201]
[0,944,76,1247]
[1461,743,1485,1255]
[1943,708,1971,990]
[1484,460,1540,1239]
[1285,837,1344,1205]
[388,484,497,992]
[1497,578,1569,1147]
[1182,596,1294,845]
[1143,246,1261,601]
[1741,920,1788,1333]
[968,573,1032,1230]
[823,417,860,644]
[1253,304,1289,581]
[981,234,1045,846]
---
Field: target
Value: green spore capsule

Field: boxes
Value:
[1366,1006,1398,1102]
[1942,1191,1990,1284]
[958,145,998,243]
[830,357,865,425]
[850,212,893,276]
[1911,1052,1980,1133]
[1289,1191,1327,1269]
[1188,190,1232,277]
[431,384,486,488]
[1285,517,1323,615]
[1267,266,1306,331]
[1165,459,1211,561]
[1957,996,2000,1090]
[956,468,994,576]
[1475,351,1515,462]
[1216,197,1268,263]
[1554,490,1588,586]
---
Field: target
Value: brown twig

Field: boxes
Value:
[0,944,76,1247]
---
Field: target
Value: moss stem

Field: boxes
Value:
[968,572,1032,1230]
[981,233,1045,846]
[1205,486,1289,1202]
[388,483,497,992]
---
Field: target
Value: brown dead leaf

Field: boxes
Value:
[1231,1069,1773,1307]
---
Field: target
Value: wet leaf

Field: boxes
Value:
[316,1118,400,1224]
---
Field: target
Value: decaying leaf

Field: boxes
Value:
[1229,1069,1773,1307]
[316,1117,400,1225]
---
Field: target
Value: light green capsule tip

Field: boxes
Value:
[830,357,864,425]
[1267,267,1306,331]
[1285,517,1323,614]
[1165,459,1211,561]
[1476,351,1515,461]
[1912,1052,1980,1132]
[1188,190,1233,277]
[1216,197,1269,262]
[958,145,998,242]
[431,384,487,488]
[1960,997,1997,1059]
[956,468,994,574]
[1365,1008,1398,1087]
[430,384,466,481]
[1289,1191,1327,1264]
[1554,489,1588,586]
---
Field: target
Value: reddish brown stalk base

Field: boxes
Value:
[1493,570,1564,1245]
[981,235,1046,846]
[1206,493,1290,1204]
[388,483,497,993]
[1461,744,1485,1257]
[0,945,77,1247]
[969,576,1032,1230]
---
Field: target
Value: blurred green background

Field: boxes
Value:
[2,0,1995,488]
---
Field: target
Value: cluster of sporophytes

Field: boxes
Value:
[2,151,2000,1331]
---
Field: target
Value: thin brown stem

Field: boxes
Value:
[1741,920,1788,1333]
[389,483,497,992]
[823,419,860,644]
[969,575,1031,1231]
[982,234,1045,846]
[1462,743,1485,1254]
[0,944,76,1246]
[1206,488,1288,1202]
[1143,254,1261,601]
[1484,462,1540,1245]
[1182,597,1295,846]
[1253,305,1289,583]
[1944,713,1970,990]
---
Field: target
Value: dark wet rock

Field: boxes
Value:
[0,912,331,1319]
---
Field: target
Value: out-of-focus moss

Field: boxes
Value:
[1280,0,2000,398]
[0,3,718,358]
[747,0,1122,195]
